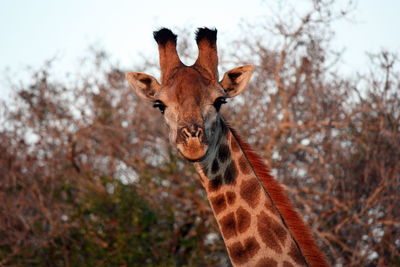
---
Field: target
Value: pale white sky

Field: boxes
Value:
[0,0,399,100]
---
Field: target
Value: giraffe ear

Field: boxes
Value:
[220,65,254,97]
[126,72,161,101]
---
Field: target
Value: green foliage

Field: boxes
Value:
[1,174,197,266]
[1,2,399,266]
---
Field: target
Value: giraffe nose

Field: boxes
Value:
[181,124,204,139]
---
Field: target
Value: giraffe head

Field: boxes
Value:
[126,28,254,161]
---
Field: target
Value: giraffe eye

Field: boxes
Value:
[153,100,166,114]
[213,97,227,112]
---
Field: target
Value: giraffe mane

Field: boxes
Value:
[229,126,329,267]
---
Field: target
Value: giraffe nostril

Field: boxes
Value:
[195,128,203,138]
[181,127,192,138]
[181,125,204,139]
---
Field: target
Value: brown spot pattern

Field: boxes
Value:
[238,155,251,174]
[236,207,251,233]
[226,191,236,205]
[228,242,246,265]
[208,175,222,192]
[255,257,278,267]
[228,237,260,265]
[211,159,219,174]
[243,237,261,260]
[240,178,261,208]
[288,243,307,265]
[283,262,295,267]
[220,212,237,239]
[230,135,240,152]
[272,219,287,243]
[210,194,226,215]
[256,211,287,254]
[224,161,238,184]
[264,199,274,212]
[218,143,230,163]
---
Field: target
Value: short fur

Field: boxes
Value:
[153,28,182,84]
[195,27,219,80]
[128,27,329,266]
[229,127,329,267]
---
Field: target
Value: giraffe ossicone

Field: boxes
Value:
[126,27,329,267]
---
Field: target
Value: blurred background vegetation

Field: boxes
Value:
[1,0,399,266]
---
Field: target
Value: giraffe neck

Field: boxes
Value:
[193,120,328,267]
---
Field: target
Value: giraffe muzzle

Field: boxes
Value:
[181,125,204,139]
[177,125,208,161]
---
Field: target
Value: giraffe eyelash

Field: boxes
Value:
[213,97,227,111]
[153,100,167,114]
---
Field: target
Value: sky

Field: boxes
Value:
[0,0,399,100]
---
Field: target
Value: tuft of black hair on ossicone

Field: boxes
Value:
[153,28,177,45]
[195,27,217,45]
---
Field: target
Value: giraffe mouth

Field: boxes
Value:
[177,137,208,161]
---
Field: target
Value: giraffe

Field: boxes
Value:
[126,27,329,267]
